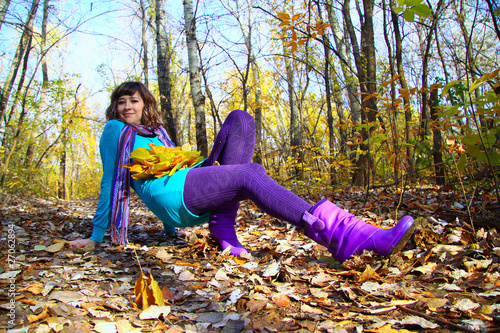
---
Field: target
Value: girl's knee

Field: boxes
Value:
[246,162,266,176]
[228,109,254,123]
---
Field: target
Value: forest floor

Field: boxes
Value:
[0,185,499,333]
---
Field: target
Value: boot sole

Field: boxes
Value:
[388,216,418,256]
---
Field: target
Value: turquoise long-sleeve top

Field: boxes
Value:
[90,120,210,243]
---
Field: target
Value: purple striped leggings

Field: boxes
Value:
[183,110,312,227]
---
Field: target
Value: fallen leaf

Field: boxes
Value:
[215,269,229,281]
[234,256,247,265]
[463,259,492,272]
[0,270,21,279]
[134,275,153,309]
[27,304,49,323]
[365,323,413,332]
[116,319,142,333]
[262,260,281,277]
[149,272,166,306]
[175,261,200,267]
[301,303,323,314]
[272,293,290,307]
[48,291,84,303]
[226,288,244,306]
[93,321,117,333]
[400,315,439,329]
[162,285,175,301]
[139,305,171,320]
[247,299,268,312]
[178,270,196,281]
[45,242,65,253]
[454,298,481,312]
[358,265,381,282]
[34,245,47,251]
[21,282,44,295]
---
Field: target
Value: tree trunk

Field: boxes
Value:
[315,0,338,184]
[324,0,361,124]
[0,0,39,124]
[183,0,207,157]
[485,0,500,43]
[58,127,67,200]
[382,0,400,183]
[139,0,149,86]
[389,0,414,177]
[252,60,263,164]
[0,33,32,187]
[25,0,50,169]
[0,0,10,31]
[430,89,445,184]
[420,0,443,142]
[283,46,301,176]
[343,0,378,187]
[155,0,178,145]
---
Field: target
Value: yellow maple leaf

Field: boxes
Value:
[125,144,202,180]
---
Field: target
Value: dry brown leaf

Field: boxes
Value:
[162,285,175,301]
[272,293,290,307]
[358,265,381,282]
[365,323,413,332]
[19,298,37,305]
[116,319,141,333]
[27,304,49,323]
[45,242,65,253]
[247,299,268,312]
[21,282,44,295]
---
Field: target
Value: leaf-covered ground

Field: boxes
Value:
[1,187,499,333]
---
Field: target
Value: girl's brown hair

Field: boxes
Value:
[105,81,163,128]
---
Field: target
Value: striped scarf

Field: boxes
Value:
[110,123,175,245]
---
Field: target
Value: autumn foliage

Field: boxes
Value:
[123,144,204,180]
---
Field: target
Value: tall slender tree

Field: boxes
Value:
[183,0,207,157]
[25,0,50,169]
[155,0,178,144]
[343,0,378,186]
[0,0,10,31]
[139,0,149,86]
[0,0,39,124]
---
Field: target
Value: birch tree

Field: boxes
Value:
[0,0,39,125]
[183,0,207,157]
[25,0,50,170]
[0,0,10,31]
[155,0,178,145]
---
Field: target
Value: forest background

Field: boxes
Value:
[0,0,499,205]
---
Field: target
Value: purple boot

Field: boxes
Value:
[209,202,248,256]
[302,198,415,262]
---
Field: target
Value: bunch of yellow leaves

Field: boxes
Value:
[132,249,167,310]
[134,272,166,309]
[124,144,204,180]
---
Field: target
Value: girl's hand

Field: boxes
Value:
[68,238,98,248]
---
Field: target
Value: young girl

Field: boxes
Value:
[68,81,415,263]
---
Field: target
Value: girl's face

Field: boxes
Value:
[117,91,144,125]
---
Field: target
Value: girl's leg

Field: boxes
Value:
[203,109,255,166]
[185,163,415,263]
[184,111,416,260]
[187,110,257,255]
[184,163,312,228]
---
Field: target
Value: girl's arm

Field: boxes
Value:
[69,120,123,245]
